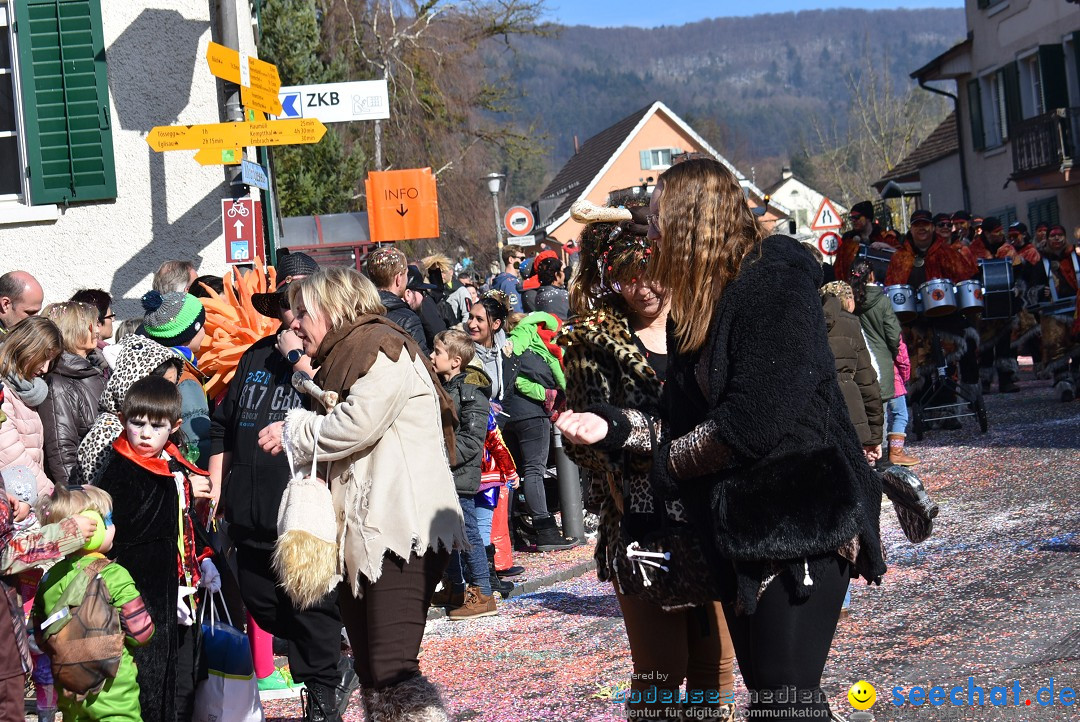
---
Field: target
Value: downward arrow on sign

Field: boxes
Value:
[396,204,408,217]
[233,220,245,235]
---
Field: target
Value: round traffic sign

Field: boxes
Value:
[818,231,841,256]
[504,206,535,237]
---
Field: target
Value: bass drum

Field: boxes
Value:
[885,284,919,322]
[919,279,957,317]
[955,279,984,318]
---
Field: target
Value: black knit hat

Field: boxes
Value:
[849,201,874,220]
[252,252,319,318]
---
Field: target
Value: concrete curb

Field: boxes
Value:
[428,557,597,621]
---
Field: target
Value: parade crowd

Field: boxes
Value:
[0,157,1077,722]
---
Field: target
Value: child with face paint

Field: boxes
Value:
[96,375,214,722]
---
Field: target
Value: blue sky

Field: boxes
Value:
[546,1,965,28]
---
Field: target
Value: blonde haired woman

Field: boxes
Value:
[38,302,106,486]
[559,159,886,720]
[0,316,63,497]
[258,266,465,721]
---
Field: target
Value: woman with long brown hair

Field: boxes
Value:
[558,159,886,720]
[558,193,735,721]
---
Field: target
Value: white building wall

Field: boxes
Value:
[0,1,260,317]
[768,177,847,236]
[919,154,965,214]
[954,0,1080,232]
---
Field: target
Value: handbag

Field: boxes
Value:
[192,589,264,722]
[879,465,938,544]
[612,422,722,609]
[273,417,342,609]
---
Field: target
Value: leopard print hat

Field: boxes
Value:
[75,335,181,485]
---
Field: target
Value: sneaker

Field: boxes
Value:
[447,586,497,620]
[259,667,304,692]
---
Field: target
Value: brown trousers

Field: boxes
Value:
[615,585,735,719]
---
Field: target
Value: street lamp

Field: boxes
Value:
[484,172,506,253]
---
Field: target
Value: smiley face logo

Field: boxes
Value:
[848,680,877,710]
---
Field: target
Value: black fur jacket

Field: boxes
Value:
[601,235,886,614]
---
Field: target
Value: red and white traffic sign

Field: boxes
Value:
[818,231,841,257]
[504,206,535,237]
[222,198,263,264]
[811,198,844,231]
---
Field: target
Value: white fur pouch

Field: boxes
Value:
[273,417,342,609]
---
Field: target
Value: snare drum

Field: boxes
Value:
[919,279,957,317]
[980,259,1015,320]
[885,284,919,322]
[955,279,984,317]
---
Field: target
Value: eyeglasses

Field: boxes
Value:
[103,313,115,321]
[936,222,951,228]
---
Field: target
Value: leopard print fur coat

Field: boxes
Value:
[558,308,691,592]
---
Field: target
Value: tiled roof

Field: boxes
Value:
[877,112,959,186]
[536,104,653,227]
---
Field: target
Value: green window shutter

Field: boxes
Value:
[1001,62,1021,139]
[1027,197,1060,229]
[1038,45,1067,110]
[14,0,115,205]
[967,79,985,151]
[639,150,652,170]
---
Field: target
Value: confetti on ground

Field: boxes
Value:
[264,368,1078,721]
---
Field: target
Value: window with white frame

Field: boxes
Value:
[639,147,683,170]
[1018,52,1045,119]
[981,70,1008,147]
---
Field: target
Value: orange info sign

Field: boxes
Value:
[365,168,440,242]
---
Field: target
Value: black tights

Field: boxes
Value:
[722,556,850,720]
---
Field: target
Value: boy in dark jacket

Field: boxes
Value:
[430,329,500,619]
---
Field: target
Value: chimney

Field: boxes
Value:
[573,135,580,154]
[782,166,793,180]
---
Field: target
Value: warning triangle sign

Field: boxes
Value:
[811,198,844,231]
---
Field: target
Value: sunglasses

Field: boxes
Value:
[936,222,951,228]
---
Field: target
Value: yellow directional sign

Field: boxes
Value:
[194,148,242,166]
[206,42,283,115]
[146,119,327,152]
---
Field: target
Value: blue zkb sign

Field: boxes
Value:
[279,92,302,119]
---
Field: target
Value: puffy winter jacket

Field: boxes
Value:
[38,352,105,486]
[823,295,884,448]
[0,384,52,496]
[378,290,429,353]
[444,366,492,496]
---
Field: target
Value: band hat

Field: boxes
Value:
[849,201,874,219]
[981,217,1002,233]
[932,213,952,225]
[252,252,320,318]
[951,210,971,221]
[1008,222,1029,236]
[141,290,205,347]
[910,209,933,225]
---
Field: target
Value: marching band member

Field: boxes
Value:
[1032,225,1079,401]
[885,209,980,409]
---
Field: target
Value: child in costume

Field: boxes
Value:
[95,375,213,721]
[32,485,154,722]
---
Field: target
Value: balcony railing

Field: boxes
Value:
[1012,107,1078,177]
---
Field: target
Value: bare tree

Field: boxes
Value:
[805,43,948,206]
[318,0,552,259]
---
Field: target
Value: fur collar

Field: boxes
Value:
[558,307,658,386]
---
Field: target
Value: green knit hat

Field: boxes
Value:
[141,290,205,347]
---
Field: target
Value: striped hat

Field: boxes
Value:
[141,290,205,347]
